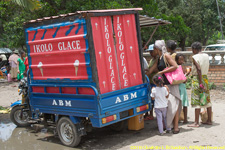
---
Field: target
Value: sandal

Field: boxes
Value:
[173,129,180,134]
[188,123,200,128]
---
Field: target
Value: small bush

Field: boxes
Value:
[223,84,225,90]
[209,82,216,90]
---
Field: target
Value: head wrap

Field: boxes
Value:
[154,40,167,54]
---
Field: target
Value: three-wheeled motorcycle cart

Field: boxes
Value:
[10,8,170,147]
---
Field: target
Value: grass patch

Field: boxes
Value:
[0,106,7,110]
[0,106,10,113]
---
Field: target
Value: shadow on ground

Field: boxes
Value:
[0,113,220,150]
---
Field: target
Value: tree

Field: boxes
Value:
[139,0,190,50]
[156,0,225,47]
[0,0,224,49]
[0,0,134,49]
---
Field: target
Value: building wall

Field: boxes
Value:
[204,65,225,86]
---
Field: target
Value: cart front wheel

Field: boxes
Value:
[57,117,81,147]
[10,106,30,127]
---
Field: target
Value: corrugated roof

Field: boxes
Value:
[0,48,12,54]
[24,8,143,25]
[24,8,171,27]
[139,15,171,27]
[76,8,143,13]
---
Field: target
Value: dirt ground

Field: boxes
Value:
[0,81,225,150]
[0,82,21,107]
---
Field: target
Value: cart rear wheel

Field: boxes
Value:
[109,120,126,131]
[57,117,81,147]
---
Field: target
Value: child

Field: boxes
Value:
[0,65,7,79]
[175,54,190,124]
[166,40,177,60]
[151,74,170,135]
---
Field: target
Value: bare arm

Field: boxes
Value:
[151,87,155,100]
[158,54,177,75]
[164,85,169,98]
[193,58,202,85]
[146,59,158,77]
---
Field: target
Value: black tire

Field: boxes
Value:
[109,120,126,132]
[10,106,30,127]
[57,117,81,147]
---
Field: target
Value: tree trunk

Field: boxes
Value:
[179,37,186,51]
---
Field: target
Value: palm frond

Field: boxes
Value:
[11,0,41,11]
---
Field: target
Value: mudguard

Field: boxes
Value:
[10,100,22,107]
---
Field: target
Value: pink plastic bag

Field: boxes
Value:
[164,65,186,85]
[7,73,12,82]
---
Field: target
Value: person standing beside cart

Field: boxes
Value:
[17,51,26,81]
[175,53,190,124]
[145,44,159,120]
[9,50,19,81]
[151,74,170,135]
[147,40,181,134]
[188,42,212,127]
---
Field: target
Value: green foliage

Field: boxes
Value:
[155,0,225,48]
[209,82,217,90]
[3,17,26,48]
[0,0,224,49]
[141,14,191,49]
[223,83,225,90]
[207,32,223,45]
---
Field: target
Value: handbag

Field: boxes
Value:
[163,55,186,85]
[200,108,213,123]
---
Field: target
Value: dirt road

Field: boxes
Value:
[0,82,225,150]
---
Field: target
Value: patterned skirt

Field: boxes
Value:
[191,75,211,108]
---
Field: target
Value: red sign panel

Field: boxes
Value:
[113,14,143,88]
[91,16,120,94]
[27,20,89,80]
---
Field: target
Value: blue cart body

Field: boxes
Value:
[28,81,151,127]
